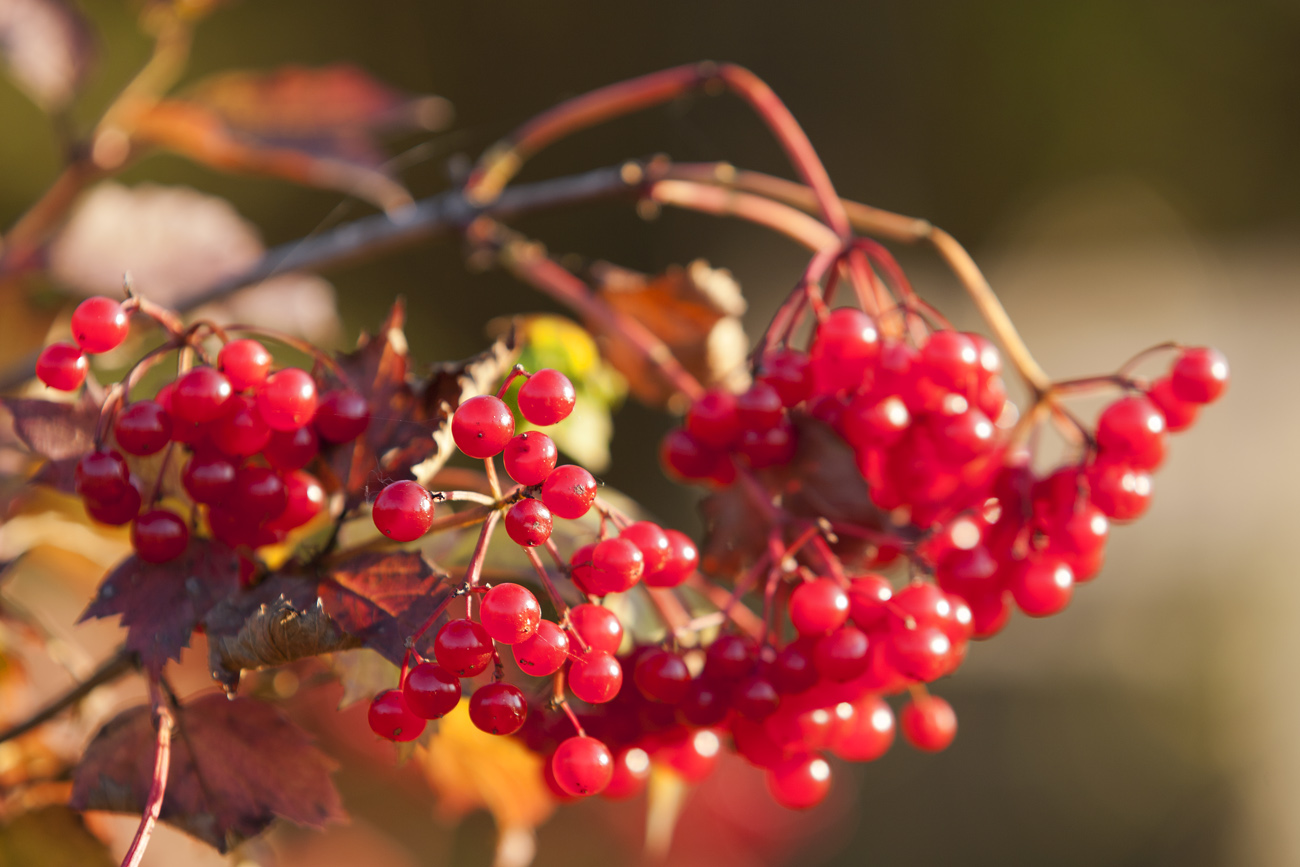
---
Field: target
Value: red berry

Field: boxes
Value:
[568,649,622,703]
[513,620,569,675]
[435,619,494,676]
[568,604,623,654]
[789,578,850,637]
[568,543,597,594]
[704,634,756,680]
[733,675,781,720]
[480,583,541,645]
[660,428,727,481]
[831,695,895,762]
[372,480,435,541]
[619,521,670,575]
[842,394,910,448]
[541,464,597,519]
[1096,395,1166,470]
[1170,347,1228,404]
[886,624,952,683]
[551,736,613,796]
[687,389,742,448]
[633,648,690,703]
[738,421,797,468]
[766,755,832,809]
[217,339,272,391]
[757,348,813,407]
[503,431,557,485]
[315,389,369,443]
[922,331,980,394]
[585,537,644,595]
[814,626,870,682]
[769,639,818,694]
[265,470,325,531]
[1147,377,1198,433]
[933,408,996,464]
[207,506,277,549]
[504,498,553,548]
[131,509,189,563]
[680,678,730,726]
[368,689,425,742]
[452,394,515,458]
[738,381,785,430]
[113,400,171,456]
[469,682,528,734]
[1010,555,1074,617]
[232,466,287,523]
[182,453,238,506]
[402,662,461,719]
[969,590,1011,639]
[209,395,271,457]
[256,368,317,432]
[517,369,576,426]
[901,695,957,752]
[847,574,893,630]
[645,529,698,588]
[86,479,142,526]
[1087,461,1153,521]
[602,747,651,800]
[936,545,1000,597]
[71,296,129,354]
[810,307,880,395]
[263,425,318,471]
[75,450,130,503]
[171,367,233,424]
[35,343,87,391]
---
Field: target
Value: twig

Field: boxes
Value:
[0,648,134,746]
[523,547,573,617]
[120,678,173,867]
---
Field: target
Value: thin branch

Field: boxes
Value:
[0,648,134,746]
[120,678,173,867]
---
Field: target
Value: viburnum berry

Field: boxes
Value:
[737,422,797,468]
[602,747,651,800]
[680,678,730,727]
[232,466,287,523]
[732,675,781,720]
[35,343,88,391]
[847,574,894,630]
[131,509,189,563]
[921,330,980,394]
[256,368,317,432]
[541,464,597,518]
[814,626,870,682]
[585,537,644,595]
[618,521,670,574]
[452,394,514,458]
[85,479,142,526]
[368,689,425,742]
[263,425,318,471]
[113,400,171,456]
[644,529,698,587]
[887,624,953,683]
[704,634,756,680]
[171,367,233,424]
[901,695,958,752]
[686,389,741,448]
[182,453,239,506]
[659,428,726,481]
[1170,346,1229,404]
[769,639,819,694]
[1087,461,1153,521]
[75,450,130,503]
[480,583,542,645]
[551,736,613,796]
[469,682,528,735]
[736,381,784,431]
[568,649,622,703]
[831,695,895,762]
[71,296,129,354]
[314,389,370,443]
[568,604,623,654]
[372,480,435,541]
[513,619,569,675]
[1096,395,1166,469]
[517,368,576,426]
[1147,377,1199,433]
[842,394,910,449]
[435,619,494,676]
[503,431,558,485]
[757,348,813,407]
[402,662,461,720]
[1010,555,1074,617]
[766,755,832,809]
[969,590,1012,639]
[789,577,850,637]
[633,648,690,704]
[209,395,271,457]
[568,543,597,594]
[810,307,880,394]
[217,339,272,391]
[504,498,553,548]
[265,470,325,531]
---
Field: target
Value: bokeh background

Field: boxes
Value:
[1,1,1298,866]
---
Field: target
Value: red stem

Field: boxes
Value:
[121,680,172,867]
[524,546,572,617]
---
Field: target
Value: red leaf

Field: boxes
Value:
[80,540,242,674]
[70,694,344,853]
[1,391,98,460]
[319,550,451,665]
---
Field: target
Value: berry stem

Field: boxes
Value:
[552,673,586,737]
[523,546,572,617]
[465,509,501,590]
[408,584,466,648]
[495,364,530,399]
[223,324,345,377]
[483,458,503,499]
[645,180,839,252]
[1048,374,1141,396]
[645,586,692,636]
[120,678,173,867]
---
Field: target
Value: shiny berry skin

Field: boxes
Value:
[847,574,893,630]
[568,604,623,654]
[733,676,781,720]
[811,307,880,394]
[552,736,613,796]
[842,395,910,448]
[402,663,461,719]
[434,619,494,676]
[209,395,271,457]
[263,425,318,471]
[503,431,557,485]
[887,623,953,683]
[171,367,233,424]
[480,583,541,645]
[517,369,576,426]
[504,498,553,548]
[1011,556,1074,617]
[113,400,171,456]
[513,620,569,675]
[619,521,670,574]
[766,755,832,810]
[1171,346,1228,404]
[1147,377,1199,433]
[680,679,730,727]
[75,450,130,503]
[789,578,850,637]
[602,747,651,800]
[452,394,514,458]
[934,408,996,464]
[86,480,142,526]
[314,389,370,443]
[71,296,129,354]
[659,428,724,481]
[131,509,189,563]
[182,453,238,506]
[217,339,272,391]
[568,649,622,704]
[738,422,797,468]
[770,640,818,694]
[35,343,87,391]
[901,695,957,752]
[265,470,325,531]
[686,389,741,448]
[372,480,435,541]
[831,695,895,762]
[1087,461,1153,521]
[736,381,785,431]
[585,537,644,595]
[469,682,528,735]
[969,590,1011,639]
[368,689,425,742]
[1096,395,1166,469]
[232,466,287,523]
[256,368,317,432]
[922,330,980,393]
[645,529,698,588]
[757,348,813,407]
[568,543,597,594]
[814,626,870,682]
[704,634,756,680]
[540,464,597,519]
[633,649,690,703]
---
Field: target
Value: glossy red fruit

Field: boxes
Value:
[831,695,895,762]
[517,368,576,426]
[936,545,1000,597]
[171,367,233,424]
[232,466,287,523]
[619,521,670,574]
[586,537,644,595]
[680,678,730,726]
[402,662,461,719]
[1011,556,1074,617]
[113,400,171,456]
[789,578,850,637]
[451,395,514,458]
[1170,347,1228,404]
[811,307,880,395]
[921,331,980,394]
[372,480,435,541]
[1147,377,1199,433]
[842,394,910,448]
[934,408,996,464]
[265,470,325,531]
[568,604,623,654]
[217,339,272,391]
[686,389,742,448]
[901,695,957,751]
[551,736,613,796]
[368,689,426,742]
[480,583,541,645]
[736,381,785,431]
[263,425,318,471]
[758,348,813,407]
[814,626,870,682]
[503,431,557,485]
[1087,461,1153,521]
[504,498,553,548]
[256,368,317,432]
[770,639,818,694]
[704,634,756,680]
[633,649,690,704]
[35,343,87,391]
[645,529,698,588]
[738,421,797,468]
[766,755,832,809]
[131,509,189,563]
[1096,395,1166,469]
[314,389,370,442]
[656,728,722,783]
[182,453,239,505]
[568,649,622,703]
[659,428,726,481]
[513,620,569,675]
[209,395,271,457]
[733,675,781,720]
[85,479,142,526]
[541,464,597,519]
[435,619,494,676]
[886,625,952,683]
[847,574,893,630]
[75,450,130,503]
[969,590,1011,639]
[602,747,651,799]
[568,543,597,594]
[71,296,129,353]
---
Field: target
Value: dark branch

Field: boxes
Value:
[0,647,135,745]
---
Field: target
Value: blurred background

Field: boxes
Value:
[1,1,1297,865]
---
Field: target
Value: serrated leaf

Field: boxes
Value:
[0,0,94,111]
[0,806,114,867]
[70,694,344,853]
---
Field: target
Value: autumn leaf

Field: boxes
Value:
[70,694,345,853]
[0,390,99,493]
[0,806,114,867]
[79,539,242,674]
[0,0,94,112]
[318,550,451,665]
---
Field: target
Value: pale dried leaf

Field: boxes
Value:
[0,0,94,111]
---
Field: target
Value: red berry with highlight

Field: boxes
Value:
[217,339,272,391]
[789,577,850,636]
[1171,347,1229,404]
[435,619,494,676]
[552,736,613,796]
[503,431,557,485]
[586,537,644,595]
[901,695,957,752]
[71,296,129,354]
[469,682,528,735]
[209,395,271,457]
[263,425,318,471]
[568,649,622,703]
[265,470,325,531]
[368,689,425,742]
[811,307,880,394]
[36,343,87,391]
[645,528,698,587]
[686,389,741,448]
[113,400,171,456]
[513,620,569,675]
[568,604,623,654]
[1011,555,1074,617]
[619,521,670,575]
[1147,377,1199,433]
[256,368,317,432]
[372,480,435,541]
[504,498,553,548]
[705,634,756,680]
[452,395,514,458]
[131,509,189,562]
[171,367,233,424]
[182,453,238,506]
[541,464,597,518]
[86,479,142,526]
[75,450,130,503]
[314,389,370,442]
[517,368,576,426]
[633,648,690,704]
[832,696,895,762]
[766,755,832,810]
[232,466,287,523]
[402,662,461,719]
[480,583,541,645]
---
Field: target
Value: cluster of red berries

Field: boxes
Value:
[41,296,370,563]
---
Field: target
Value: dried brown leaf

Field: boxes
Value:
[0,0,94,111]
[319,550,450,665]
